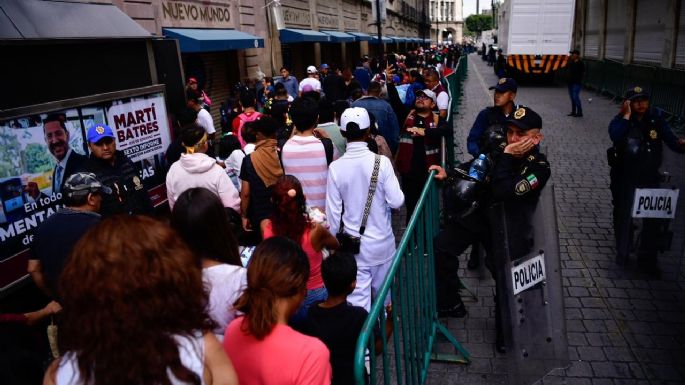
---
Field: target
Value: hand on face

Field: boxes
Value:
[504,137,535,157]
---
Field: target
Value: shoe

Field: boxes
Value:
[438,302,467,318]
[615,254,628,266]
[574,112,583,117]
[567,112,576,116]
[467,257,479,270]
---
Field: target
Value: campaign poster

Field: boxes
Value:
[0,91,172,291]
[0,109,86,272]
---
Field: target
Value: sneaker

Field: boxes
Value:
[566,112,576,116]
[438,302,467,318]
[574,112,583,117]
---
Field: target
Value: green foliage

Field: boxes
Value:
[465,14,493,34]
[24,143,54,174]
[0,128,22,178]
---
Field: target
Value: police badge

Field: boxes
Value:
[649,130,657,140]
[133,176,143,191]
[95,126,105,135]
[514,107,526,119]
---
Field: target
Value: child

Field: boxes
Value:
[305,252,393,385]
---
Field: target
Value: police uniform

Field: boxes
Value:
[608,87,685,271]
[435,106,550,350]
[82,124,154,218]
[467,78,518,157]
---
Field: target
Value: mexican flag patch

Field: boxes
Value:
[526,174,539,190]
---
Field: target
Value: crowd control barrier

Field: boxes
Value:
[568,59,685,134]
[353,172,470,385]
[443,55,469,170]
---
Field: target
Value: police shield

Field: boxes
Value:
[489,182,569,385]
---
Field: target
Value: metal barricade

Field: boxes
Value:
[353,172,470,385]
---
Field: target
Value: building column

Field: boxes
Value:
[623,0,637,65]
[661,0,680,68]
[314,42,322,66]
[597,0,607,60]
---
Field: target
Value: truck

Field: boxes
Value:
[497,0,576,79]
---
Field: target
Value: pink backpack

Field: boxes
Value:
[236,111,262,148]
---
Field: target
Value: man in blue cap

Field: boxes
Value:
[464,77,519,269]
[608,86,685,275]
[82,124,153,217]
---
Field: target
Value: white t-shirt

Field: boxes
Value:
[196,108,216,135]
[203,264,247,340]
[299,77,322,92]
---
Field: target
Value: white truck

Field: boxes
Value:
[497,0,576,78]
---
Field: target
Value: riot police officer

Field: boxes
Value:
[465,77,519,269]
[608,86,685,275]
[432,106,551,353]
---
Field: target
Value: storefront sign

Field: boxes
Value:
[632,188,679,218]
[317,14,339,29]
[283,8,311,27]
[344,18,360,32]
[160,0,234,29]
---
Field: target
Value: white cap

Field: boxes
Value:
[307,65,318,74]
[416,89,437,105]
[340,107,370,131]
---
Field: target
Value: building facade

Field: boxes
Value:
[429,0,464,45]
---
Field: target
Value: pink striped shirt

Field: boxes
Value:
[282,135,329,211]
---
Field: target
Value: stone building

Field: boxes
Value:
[429,0,464,45]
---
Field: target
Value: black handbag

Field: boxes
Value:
[336,155,381,254]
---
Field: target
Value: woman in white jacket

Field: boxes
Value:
[166,124,241,211]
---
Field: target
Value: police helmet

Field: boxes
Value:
[444,168,482,215]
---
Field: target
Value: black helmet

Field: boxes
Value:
[444,168,483,217]
[481,124,507,155]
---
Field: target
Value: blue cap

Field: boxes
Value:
[87,124,115,143]
[489,77,518,93]
[320,63,329,69]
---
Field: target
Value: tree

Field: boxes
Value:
[24,143,54,174]
[0,127,22,178]
[465,14,493,36]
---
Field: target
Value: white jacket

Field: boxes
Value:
[326,142,404,266]
[166,153,241,211]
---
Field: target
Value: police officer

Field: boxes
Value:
[465,77,519,269]
[608,86,685,275]
[431,106,550,353]
[83,124,154,217]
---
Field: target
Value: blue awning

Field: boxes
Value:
[279,28,331,43]
[163,28,264,52]
[391,36,408,43]
[321,30,355,43]
[348,32,372,41]
[369,36,393,44]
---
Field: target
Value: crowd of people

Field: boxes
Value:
[13,45,471,385]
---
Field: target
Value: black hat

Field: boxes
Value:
[569,49,580,55]
[506,106,542,130]
[624,86,649,101]
[489,77,518,93]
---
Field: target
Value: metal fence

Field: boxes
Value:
[579,59,685,133]
[353,55,471,385]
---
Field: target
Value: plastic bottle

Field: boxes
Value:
[468,154,488,181]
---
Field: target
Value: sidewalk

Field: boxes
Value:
[427,55,685,385]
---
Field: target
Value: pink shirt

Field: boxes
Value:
[263,222,324,290]
[224,318,331,385]
[281,136,329,210]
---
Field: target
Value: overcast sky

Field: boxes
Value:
[463,0,491,18]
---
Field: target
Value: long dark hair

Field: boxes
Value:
[270,175,309,243]
[234,236,309,340]
[170,187,241,267]
[59,215,212,385]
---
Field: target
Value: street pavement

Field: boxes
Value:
[425,54,685,385]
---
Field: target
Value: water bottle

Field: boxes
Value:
[468,154,488,181]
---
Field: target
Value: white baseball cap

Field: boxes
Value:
[340,107,370,131]
[307,65,318,74]
[416,89,437,105]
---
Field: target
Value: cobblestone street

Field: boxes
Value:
[427,55,685,385]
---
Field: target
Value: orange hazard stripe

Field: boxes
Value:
[545,55,555,73]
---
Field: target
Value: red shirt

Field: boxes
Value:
[224,318,331,385]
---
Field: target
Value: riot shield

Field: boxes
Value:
[488,182,569,385]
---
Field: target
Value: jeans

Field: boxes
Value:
[568,83,582,113]
[290,286,328,328]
